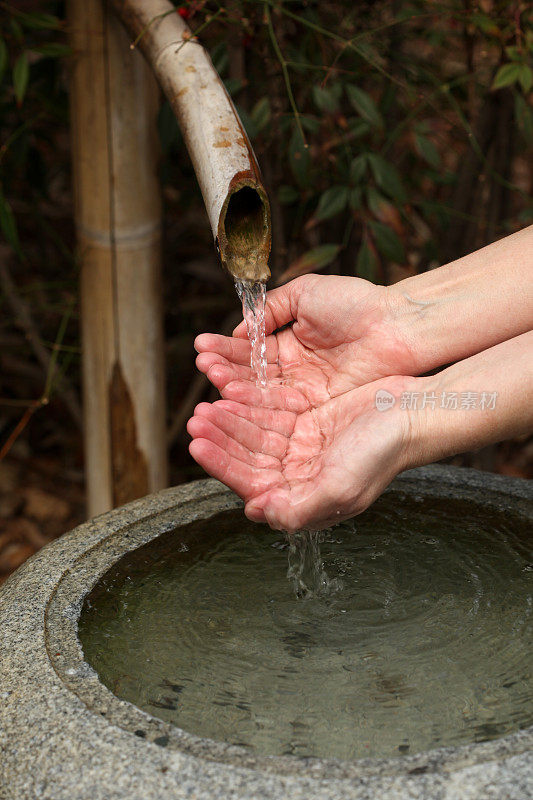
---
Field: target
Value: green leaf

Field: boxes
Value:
[278,185,299,205]
[289,126,311,188]
[312,85,338,114]
[505,46,521,62]
[223,77,244,96]
[349,154,367,184]
[32,43,72,58]
[251,97,271,134]
[13,52,29,105]
[356,240,378,282]
[492,62,521,90]
[300,116,321,135]
[366,154,406,203]
[518,64,533,94]
[158,101,180,151]
[13,11,60,30]
[279,243,341,283]
[0,39,7,82]
[470,12,498,35]
[515,94,533,144]
[366,186,387,216]
[369,221,405,263]
[235,105,256,138]
[315,186,349,222]
[10,19,24,42]
[349,187,363,211]
[211,42,228,75]
[414,133,440,168]
[346,85,383,128]
[293,244,341,271]
[0,188,23,259]
[348,119,371,139]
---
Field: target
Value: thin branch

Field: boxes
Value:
[129,7,176,49]
[173,8,225,57]
[0,402,41,462]
[0,256,82,427]
[167,371,209,447]
[264,2,306,145]
[167,310,241,447]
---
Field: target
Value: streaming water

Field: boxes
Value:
[235,279,267,388]
[79,493,533,761]
[286,530,343,598]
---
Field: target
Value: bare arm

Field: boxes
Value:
[407,330,533,467]
[388,225,533,374]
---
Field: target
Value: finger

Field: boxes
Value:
[187,416,280,469]
[189,439,284,499]
[233,280,304,338]
[193,402,289,459]
[221,380,309,414]
[196,353,280,384]
[243,500,267,524]
[245,488,293,532]
[253,472,348,532]
[196,353,250,383]
[194,332,278,365]
[215,399,297,437]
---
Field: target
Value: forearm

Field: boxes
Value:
[404,330,533,467]
[387,226,533,374]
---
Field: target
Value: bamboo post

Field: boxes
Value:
[111,0,271,283]
[69,0,167,516]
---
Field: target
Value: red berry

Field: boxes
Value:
[178,6,190,19]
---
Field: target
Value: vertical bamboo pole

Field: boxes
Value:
[69,0,167,516]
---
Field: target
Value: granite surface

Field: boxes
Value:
[0,465,532,800]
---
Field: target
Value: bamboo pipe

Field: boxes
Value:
[69,0,167,516]
[111,0,271,283]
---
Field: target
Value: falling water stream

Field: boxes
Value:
[234,279,267,388]
[234,279,334,595]
[287,530,343,598]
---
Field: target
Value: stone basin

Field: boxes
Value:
[0,465,532,800]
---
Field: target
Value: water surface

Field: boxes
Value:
[79,493,533,760]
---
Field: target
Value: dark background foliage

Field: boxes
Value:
[0,0,532,577]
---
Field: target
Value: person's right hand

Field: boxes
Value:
[195,274,414,407]
[188,374,415,531]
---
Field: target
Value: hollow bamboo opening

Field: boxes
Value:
[219,184,270,282]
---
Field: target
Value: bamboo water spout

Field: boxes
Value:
[112,0,271,283]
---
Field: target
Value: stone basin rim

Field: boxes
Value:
[42,465,533,781]
[1,464,532,800]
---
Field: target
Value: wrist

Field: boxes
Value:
[371,374,426,474]
[375,374,456,473]
[382,276,456,376]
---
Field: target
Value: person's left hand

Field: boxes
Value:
[193,274,414,408]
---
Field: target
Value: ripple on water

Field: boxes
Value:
[79,493,533,761]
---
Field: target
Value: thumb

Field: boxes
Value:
[233,279,303,338]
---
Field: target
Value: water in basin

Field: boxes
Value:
[78,492,533,761]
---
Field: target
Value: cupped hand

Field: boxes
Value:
[187,374,414,531]
[195,274,414,406]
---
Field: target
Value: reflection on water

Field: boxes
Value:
[79,493,533,761]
